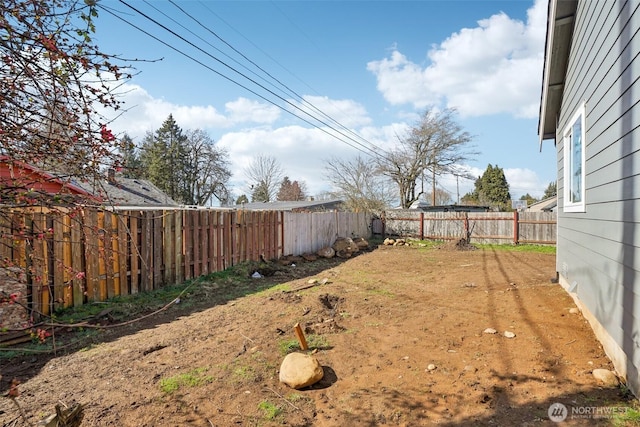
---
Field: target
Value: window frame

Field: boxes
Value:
[563,102,586,213]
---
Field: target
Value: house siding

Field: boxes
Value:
[556,0,640,392]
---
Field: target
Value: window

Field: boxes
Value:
[563,103,586,212]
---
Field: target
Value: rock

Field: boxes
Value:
[317,247,335,258]
[279,352,324,389]
[592,369,619,386]
[383,238,395,246]
[427,364,436,371]
[302,253,318,262]
[504,331,516,338]
[352,237,369,249]
[332,237,359,258]
[483,328,497,334]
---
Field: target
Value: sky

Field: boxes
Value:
[92,0,556,205]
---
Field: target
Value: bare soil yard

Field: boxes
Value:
[1,242,638,426]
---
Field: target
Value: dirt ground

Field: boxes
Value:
[0,242,637,426]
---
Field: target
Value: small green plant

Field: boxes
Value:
[287,393,305,402]
[366,288,395,297]
[476,243,556,254]
[278,338,300,355]
[232,364,255,381]
[278,334,329,355]
[258,400,281,420]
[159,367,212,394]
[612,406,640,426]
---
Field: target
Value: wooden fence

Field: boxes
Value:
[283,211,372,255]
[0,207,371,319]
[378,210,556,245]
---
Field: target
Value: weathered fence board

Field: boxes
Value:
[0,207,375,321]
[380,210,556,245]
[282,211,371,255]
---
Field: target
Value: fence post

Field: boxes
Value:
[464,213,469,241]
[420,212,424,240]
[513,210,519,244]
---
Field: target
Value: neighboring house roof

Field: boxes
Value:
[413,204,490,213]
[0,157,178,207]
[239,199,343,211]
[0,156,98,202]
[538,0,578,146]
[75,170,179,207]
[527,196,557,212]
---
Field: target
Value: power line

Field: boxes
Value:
[102,1,386,159]
[181,0,380,155]
[162,0,385,157]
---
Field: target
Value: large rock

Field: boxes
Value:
[332,237,359,258]
[279,352,324,389]
[352,237,369,250]
[317,247,335,258]
[592,368,619,386]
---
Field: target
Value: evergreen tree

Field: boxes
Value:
[474,164,511,210]
[251,181,271,202]
[120,133,143,179]
[519,193,538,206]
[139,115,190,203]
[236,194,249,205]
[543,181,557,198]
[277,177,307,201]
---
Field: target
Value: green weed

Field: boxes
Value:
[159,367,212,394]
[258,400,281,420]
[278,334,329,355]
[612,407,640,426]
[476,243,556,254]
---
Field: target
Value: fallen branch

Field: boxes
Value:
[266,387,301,412]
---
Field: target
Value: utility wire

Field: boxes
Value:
[171,0,380,155]
[141,0,284,98]
[105,1,385,159]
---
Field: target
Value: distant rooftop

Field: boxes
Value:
[238,198,343,211]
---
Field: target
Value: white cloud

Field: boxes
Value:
[367,0,547,118]
[217,125,370,197]
[505,167,550,199]
[225,97,280,124]
[289,95,372,128]
[105,84,279,142]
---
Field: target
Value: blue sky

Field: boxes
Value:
[94,0,555,204]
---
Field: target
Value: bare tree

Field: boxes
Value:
[183,129,231,206]
[324,155,395,213]
[425,187,453,206]
[244,154,284,202]
[377,108,477,208]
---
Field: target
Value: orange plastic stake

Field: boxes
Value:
[294,322,309,350]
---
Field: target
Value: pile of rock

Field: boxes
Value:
[317,236,369,259]
[383,238,408,246]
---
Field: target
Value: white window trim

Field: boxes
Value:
[563,102,586,213]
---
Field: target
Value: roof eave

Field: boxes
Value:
[538,0,578,150]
